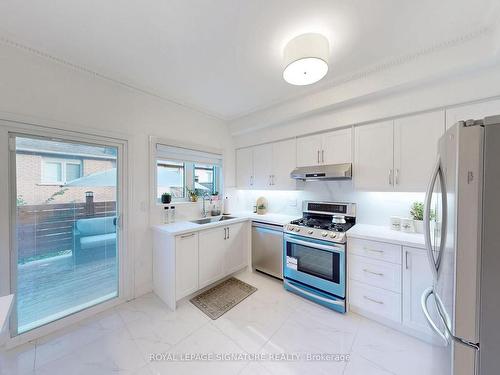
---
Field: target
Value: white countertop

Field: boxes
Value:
[347,224,426,249]
[152,211,300,236]
[233,211,300,226]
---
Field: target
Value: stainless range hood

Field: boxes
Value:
[290,163,352,181]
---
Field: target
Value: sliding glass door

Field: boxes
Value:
[11,134,120,334]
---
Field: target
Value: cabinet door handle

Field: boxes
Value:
[250,175,254,186]
[227,227,230,239]
[224,227,227,240]
[395,168,400,185]
[180,233,195,239]
[321,150,325,163]
[317,150,320,164]
[363,295,384,305]
[363,247,384,255]
[405,251,409,269]
[388,169,393,185]
[363,269,384,276]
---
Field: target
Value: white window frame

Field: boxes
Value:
[0,120,131,348]
[150,137,224,206]
[156,159,186,200]
[155,160,221,203]
[41,157,82,185]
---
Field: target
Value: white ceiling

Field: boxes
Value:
[0,0,499,120]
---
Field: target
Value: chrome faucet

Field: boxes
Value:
[201,193,210,218]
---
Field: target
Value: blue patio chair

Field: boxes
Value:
[73,216,117,264]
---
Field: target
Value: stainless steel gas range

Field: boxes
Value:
[283,201,356,313]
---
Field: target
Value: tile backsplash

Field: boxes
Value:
[228,180,425,227]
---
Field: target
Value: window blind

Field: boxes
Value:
[156,144,222,166]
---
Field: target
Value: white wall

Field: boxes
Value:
[0,42,233,297]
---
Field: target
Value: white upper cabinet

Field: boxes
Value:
[297,128,352,167]
[236,139,297,190]
[394,110,445,191]
[322,128,352,165]
[354,120,394,191]
[253,143,273,189]
[355,112,444,192]
[296,134,322,167]
[446,98,500,129]
[272,139,297,190]
[236,147,253,189]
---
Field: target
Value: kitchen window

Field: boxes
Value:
[41,158,82,184]
[155,143,222,202]
[194,164,218,195]
[156,160,186,199]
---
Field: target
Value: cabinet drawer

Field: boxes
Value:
[349,254,401,293]
[349,238,401,264]
[349,280,401,322]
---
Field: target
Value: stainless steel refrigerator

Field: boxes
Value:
[421,116,500,375]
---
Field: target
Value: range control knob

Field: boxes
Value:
[330,233,337,238]
[308,230,314,235]
[321,232,328,237]
[295,228,301,232]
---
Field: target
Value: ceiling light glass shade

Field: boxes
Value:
[283,33,329,86]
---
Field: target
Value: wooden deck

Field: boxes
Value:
[17,253,117,331]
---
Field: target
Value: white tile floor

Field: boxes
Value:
[0,270,446,375]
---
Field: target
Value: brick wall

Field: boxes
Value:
[16,154,116,205]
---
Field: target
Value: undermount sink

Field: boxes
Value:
[190,216,236,225]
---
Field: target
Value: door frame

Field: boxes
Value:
[0,119,132,347]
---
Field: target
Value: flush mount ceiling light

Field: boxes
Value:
[283,33,329,86]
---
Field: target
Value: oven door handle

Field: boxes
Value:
[284,235,343,253]
[284,280,344,306]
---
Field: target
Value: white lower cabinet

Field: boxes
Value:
[350,280,402,322]
[402,246,434,336]
[154,221,249,310]
[224,222,247,274]
[175,232,199,300]
[197,222,249,289]
[349,237,401,264]
[348,238,434,342]
[198,226,227,288]
[349,254,401,293]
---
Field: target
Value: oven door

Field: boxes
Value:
[283,233,345,297]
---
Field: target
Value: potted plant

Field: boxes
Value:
[410,201,424,233]
[161,192,172,204]
[410,202,436,233]
[187,189,198,202]
[256,203,267,215]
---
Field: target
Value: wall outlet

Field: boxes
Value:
[288,199,297,207]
